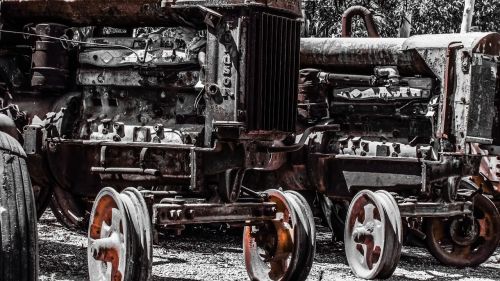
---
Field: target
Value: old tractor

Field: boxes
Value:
[279,5,500,279]
[0,0,499,280]
[0,0,318,280]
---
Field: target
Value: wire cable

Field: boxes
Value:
[0,28,145,62]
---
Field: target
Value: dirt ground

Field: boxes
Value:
[38,211,500,281]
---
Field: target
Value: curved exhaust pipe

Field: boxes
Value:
[341,6,380,38]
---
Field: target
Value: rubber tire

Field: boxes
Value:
[0,131,38,281]
[32,183,52,219]
[49,191,89,233]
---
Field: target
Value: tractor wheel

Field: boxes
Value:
[87,187,152,281]
[32,183,52,219]
[49,184,88,231]
[424,192,500,267]
[243,189,316,281]
[344,190,402,279]
[0,131,38,281]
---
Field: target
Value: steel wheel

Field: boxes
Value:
[87,187,152,281]
[344,190,402,279]
[284,191,316,281]
[373,191,402,279]
[121,188,153,281]
[424,193,500,267]
[243,189,309,281]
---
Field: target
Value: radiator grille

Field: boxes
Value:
[246,13,300,133]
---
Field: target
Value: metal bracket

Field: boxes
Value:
[153,202,276,226]
[399,201,473,217]
[22,125,43,155]
[479,145,500,156]
[198,5,223,29]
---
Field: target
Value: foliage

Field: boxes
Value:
[303,0,500,37]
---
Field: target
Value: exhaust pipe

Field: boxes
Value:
[341,6,380,38]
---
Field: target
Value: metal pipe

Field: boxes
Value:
[318,72,377,87]
[341,6,380,38]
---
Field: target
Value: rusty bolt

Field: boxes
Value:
[169,210,176,219]
[392,143,400,151]
[48,142,57,152]
[176,210,183,219]
[186,209,195,219]
[361,142,369,151]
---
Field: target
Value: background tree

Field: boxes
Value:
[303,0,500,37]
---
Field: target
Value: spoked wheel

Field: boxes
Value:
[243,189,316,281]
[424,193,500,267]
[87,187,152,281]
[344,190,402,280]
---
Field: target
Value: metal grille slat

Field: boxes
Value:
[246,13,299,133]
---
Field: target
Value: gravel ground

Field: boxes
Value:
[38,211,500,281]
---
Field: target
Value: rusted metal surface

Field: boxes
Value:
[243,189,315,281]
[87,187,152,281]
[300,37,432,75]
[436,42,464,139]
[341,6,380,38]
[154,201,276,225]
[88,188,128,281]
[1,1,500,279]
[294,7,500,277]
[0,1,310,279]
[424,192,500,267]
[30,23,69,90]
[0,0,301,27]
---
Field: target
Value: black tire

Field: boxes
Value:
[0,131,38,281]
[32,183,52,219]
[49,184,88,232]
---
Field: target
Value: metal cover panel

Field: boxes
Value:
[467,54,497,143]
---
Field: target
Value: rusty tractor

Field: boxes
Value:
[0,0,499,280]
[270,5,500,279]
[0,0,321,280]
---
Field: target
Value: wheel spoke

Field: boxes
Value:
[362,204,376,225]
[111,208,122,232]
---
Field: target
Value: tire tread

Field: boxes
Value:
[0,131,38,281]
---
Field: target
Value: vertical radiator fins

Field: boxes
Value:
[247,13,300,133]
